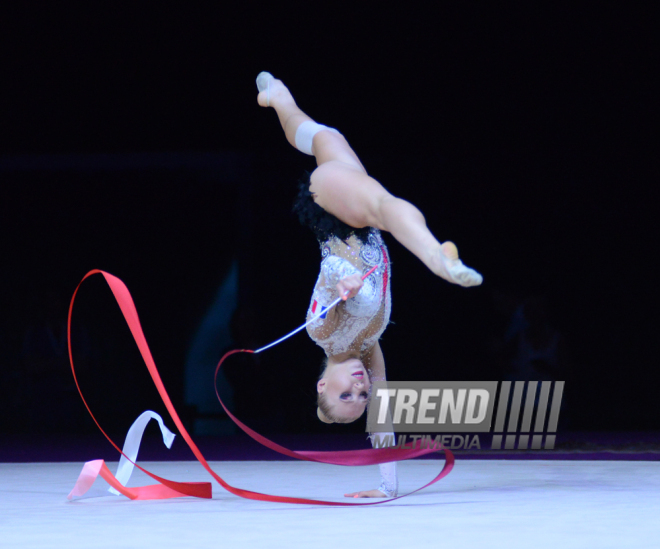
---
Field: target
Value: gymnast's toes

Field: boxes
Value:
[451,264,483,287]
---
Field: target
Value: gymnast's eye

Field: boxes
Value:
[340,393,351,400]
[360,392,368,398]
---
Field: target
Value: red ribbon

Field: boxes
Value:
[68,270,454,505]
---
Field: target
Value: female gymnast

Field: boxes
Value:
[256,72,482,497]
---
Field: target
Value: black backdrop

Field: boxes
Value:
[0,4,656,437]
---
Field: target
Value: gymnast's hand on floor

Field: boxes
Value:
[336,274,364,301]
[344,489,387,498]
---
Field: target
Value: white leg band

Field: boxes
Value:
[294,121,339,156]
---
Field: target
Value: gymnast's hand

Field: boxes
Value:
[336,274,364,301]
[344,489,388,498]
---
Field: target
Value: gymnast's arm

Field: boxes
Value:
[364,340,386,382]
[345,341,398,498]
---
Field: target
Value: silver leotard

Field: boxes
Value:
[306,228,391,355]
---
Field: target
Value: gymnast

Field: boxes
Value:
[256,72,482,497]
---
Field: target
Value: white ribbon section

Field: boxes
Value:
[108,410,176,495]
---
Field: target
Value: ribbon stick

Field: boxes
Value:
[68,269,454,505]
[254,264,378,354]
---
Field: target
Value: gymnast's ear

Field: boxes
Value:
[317,407,334,424]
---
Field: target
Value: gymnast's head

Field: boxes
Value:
[316,356,371,424]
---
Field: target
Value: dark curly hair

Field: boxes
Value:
[292,171,372,244]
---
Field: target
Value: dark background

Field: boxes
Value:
[0,3,657,445]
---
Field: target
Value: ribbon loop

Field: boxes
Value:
[68,270,454,505]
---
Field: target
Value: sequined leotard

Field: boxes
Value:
[305,229,391,356]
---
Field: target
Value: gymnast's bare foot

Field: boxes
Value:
[430,241,483,287]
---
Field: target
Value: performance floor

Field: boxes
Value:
[1,459,658,549]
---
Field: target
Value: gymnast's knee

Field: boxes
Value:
[369,193,401,229]
[295,121,342,155]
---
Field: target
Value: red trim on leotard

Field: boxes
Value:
[380,245,389,296]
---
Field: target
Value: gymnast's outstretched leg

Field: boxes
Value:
[256,72,482,287]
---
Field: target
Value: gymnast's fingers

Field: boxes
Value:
[344,489,387,498]
[337,275,364,300]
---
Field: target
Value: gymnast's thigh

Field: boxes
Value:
[309,161,391,230]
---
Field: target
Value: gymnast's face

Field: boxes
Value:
[317,358,371,422]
